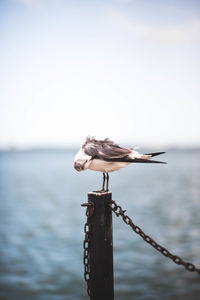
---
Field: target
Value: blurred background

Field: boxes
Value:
[0,0,200,299]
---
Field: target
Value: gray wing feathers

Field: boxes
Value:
[82,137,166,164]
[83,137,132,159]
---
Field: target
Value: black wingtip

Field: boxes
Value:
[133,158,167,164]
[152,161,167,164]
[144,151,166,157]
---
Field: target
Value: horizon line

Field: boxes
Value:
[0,145,200,152]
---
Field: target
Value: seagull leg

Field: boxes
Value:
[101,172,106,192]
[105,172,109,192]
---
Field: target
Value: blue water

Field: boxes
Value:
[0,149,200,300]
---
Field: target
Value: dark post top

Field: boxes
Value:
[88,191,114,300]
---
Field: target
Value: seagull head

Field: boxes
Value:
[74,159,91,172]
[74,149,92,172]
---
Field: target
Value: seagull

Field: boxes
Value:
[74,137,166,192]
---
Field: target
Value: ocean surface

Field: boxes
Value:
[0,149,200,300]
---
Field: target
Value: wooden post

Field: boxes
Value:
[88,191,114,300]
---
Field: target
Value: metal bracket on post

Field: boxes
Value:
[88,191,114,300]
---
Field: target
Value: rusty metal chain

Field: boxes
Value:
[81,202,94,296]
[111,200,200,275]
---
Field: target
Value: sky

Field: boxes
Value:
[0,0,200,148]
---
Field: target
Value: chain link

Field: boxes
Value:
[81,202,94,296]
[111,200,200,275]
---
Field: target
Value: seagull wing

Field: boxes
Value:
[83,138,132,160]
[83,137,166,164]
